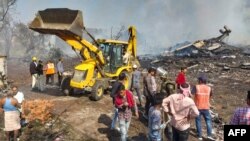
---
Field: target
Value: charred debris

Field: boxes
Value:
[163,25,234,57]
[139,26,250,141]
[140,26,250,71]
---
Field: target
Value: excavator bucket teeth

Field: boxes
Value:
[29,8,84,38]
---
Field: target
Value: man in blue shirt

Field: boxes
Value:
[148,93,166,141]
[131,64,142,106]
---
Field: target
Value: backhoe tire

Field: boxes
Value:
[61,77,74,96]
[90,81,104,101]
[122,71,132,90]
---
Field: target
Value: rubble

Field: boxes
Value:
[139,38,250,140]
[240,62,250,69]
[168,26,235,57]
[221,55,236,59]
[209,109,225,140]
[151,59,161,64]
[222,66,230,71]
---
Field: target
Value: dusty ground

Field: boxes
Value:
[1,56,249,141]
[1,58,149,141]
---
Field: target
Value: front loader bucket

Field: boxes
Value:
[29,8,84,38]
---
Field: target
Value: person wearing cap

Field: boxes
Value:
[191,74,215,141]
[131,64,142,106]
[162,83,199,141]
[229,91,250,125]
[30,57,38,90]
[143,67,157,119]
[160,74,176,97]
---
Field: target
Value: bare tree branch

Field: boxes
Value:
[114,25,125,40]
[0,15,9,31]
[0,0,16,21]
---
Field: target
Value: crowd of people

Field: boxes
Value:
[0,56,64,141]
[29,57,64,91]
[110,65,250,141]
[0,57,249,141]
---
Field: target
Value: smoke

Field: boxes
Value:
[14,0,250,55]
[79,0,250,54]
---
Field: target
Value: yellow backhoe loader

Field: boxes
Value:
[29,8,139,101]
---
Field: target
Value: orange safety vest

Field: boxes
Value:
[46,63,55,75]
[194,84,211,110]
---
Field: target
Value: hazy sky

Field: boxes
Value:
[15,0,250,54]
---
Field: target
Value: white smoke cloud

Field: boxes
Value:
[16,0,250,55]
[81,0,250,54]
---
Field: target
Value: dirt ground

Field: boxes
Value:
[1,57,249,141]
[0,58,148,141]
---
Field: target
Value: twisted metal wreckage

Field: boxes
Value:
[172,26,233,57]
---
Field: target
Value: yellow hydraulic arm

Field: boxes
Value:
[29,8,105,66]
[59,35,105,66]
[127,26,137,58]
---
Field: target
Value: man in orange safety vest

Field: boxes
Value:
[45,60,55,85]
[192,74,215,141]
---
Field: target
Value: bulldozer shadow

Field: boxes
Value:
[61,88,92,99]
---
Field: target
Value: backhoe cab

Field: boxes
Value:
[29,8,139,100]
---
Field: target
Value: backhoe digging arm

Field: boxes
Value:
[29,8,105,66]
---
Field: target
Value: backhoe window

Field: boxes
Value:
[100,43,110,58]
[72,70,87,82]
[100,43,112,72]
[113,45,123,68]
[99,43,125,73]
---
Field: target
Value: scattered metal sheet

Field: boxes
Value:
[173,26,232,57]
[221,55,236,59]
[151,59,160,64]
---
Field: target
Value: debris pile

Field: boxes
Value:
[141,56,247,140]
[210,109,225,141]
[163,26,235,57]
[139,28,250,140]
